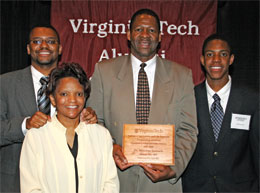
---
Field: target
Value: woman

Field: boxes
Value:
[20,63,119,193]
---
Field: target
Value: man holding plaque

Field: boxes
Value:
[182,34,259,192]
[87,9,198,192]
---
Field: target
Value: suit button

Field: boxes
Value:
[213,151,218,156]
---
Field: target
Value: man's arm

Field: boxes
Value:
[140,69,198,183]
[0,102,50,147]
[0,96,26,146]
[86,63,105,125]
[86,63,133,170]
[0,72,48,147]
[169,69,198,182]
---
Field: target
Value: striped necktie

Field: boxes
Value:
[37,76,50,115]
[136,63,151,124]
[210,93,224,141]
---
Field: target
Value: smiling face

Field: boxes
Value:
[201,39,234,87]
[127,14,161,62]
[27,27,62,71]
[50,77,85,125]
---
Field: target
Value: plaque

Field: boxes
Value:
[123,124,175,165]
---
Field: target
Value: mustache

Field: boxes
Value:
[138,37,151,41]
[36,48,52,53]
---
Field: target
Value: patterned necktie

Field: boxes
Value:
[210,93,224,141]
[136,63,151,124]
[37,76,50,115]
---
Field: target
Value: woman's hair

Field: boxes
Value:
[46,62,90,99]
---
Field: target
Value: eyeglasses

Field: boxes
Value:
[30,39,59,45]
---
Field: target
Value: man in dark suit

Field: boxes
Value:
[0,25,97,192]
[182,34,259,192]
[87,9,198,192]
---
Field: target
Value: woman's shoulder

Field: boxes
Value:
[79,123,111,138]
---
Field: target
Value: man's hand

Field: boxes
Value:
[26,111,51,129]
[80,107,97,124]
[139,163,176,183]
[113,144,133,170]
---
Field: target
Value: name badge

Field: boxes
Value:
[231,113,251,130]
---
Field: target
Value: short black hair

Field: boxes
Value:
[47,62,90,100]
[130,9,161,32]
[28,24,60,43]
[202,33,233,55]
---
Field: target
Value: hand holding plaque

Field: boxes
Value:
[123,124,175,165]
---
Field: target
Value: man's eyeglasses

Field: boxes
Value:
[30,39,59,45]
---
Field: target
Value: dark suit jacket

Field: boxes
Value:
[87,55,198,192]
[0,66,37,192]
[182,81,259,192]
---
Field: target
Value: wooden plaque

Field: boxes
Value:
[123,124,175,165]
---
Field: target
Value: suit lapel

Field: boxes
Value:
[196,83,216,143]
[217,84,243,143]
[116,56,137,123]
[149,57,173,124]
[17,66,38,115]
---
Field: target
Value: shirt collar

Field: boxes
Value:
[206,75,232,99]
[131,54,157,69]
[31,65,46,84]
[51,112,82,134]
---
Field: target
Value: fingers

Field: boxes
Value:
[113,144,127,165]
[47,115,52,122]
[80,107,98,124]
[86,115,98,124]
[26,111,49,129]
[139,163,164,172]
[139,164,175,183]
[139,163,156,181]
[113,144,133,170]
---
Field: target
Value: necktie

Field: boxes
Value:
[37,76,50,115]
[210,93,224,141]
[136,63,151,124]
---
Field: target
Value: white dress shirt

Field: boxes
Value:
[131,54,156,106]
[206,75,232,113]
[20,114,119,193]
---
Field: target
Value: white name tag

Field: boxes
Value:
[231,113,251,130]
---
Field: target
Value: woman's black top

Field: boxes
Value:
[67,133,78,193]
